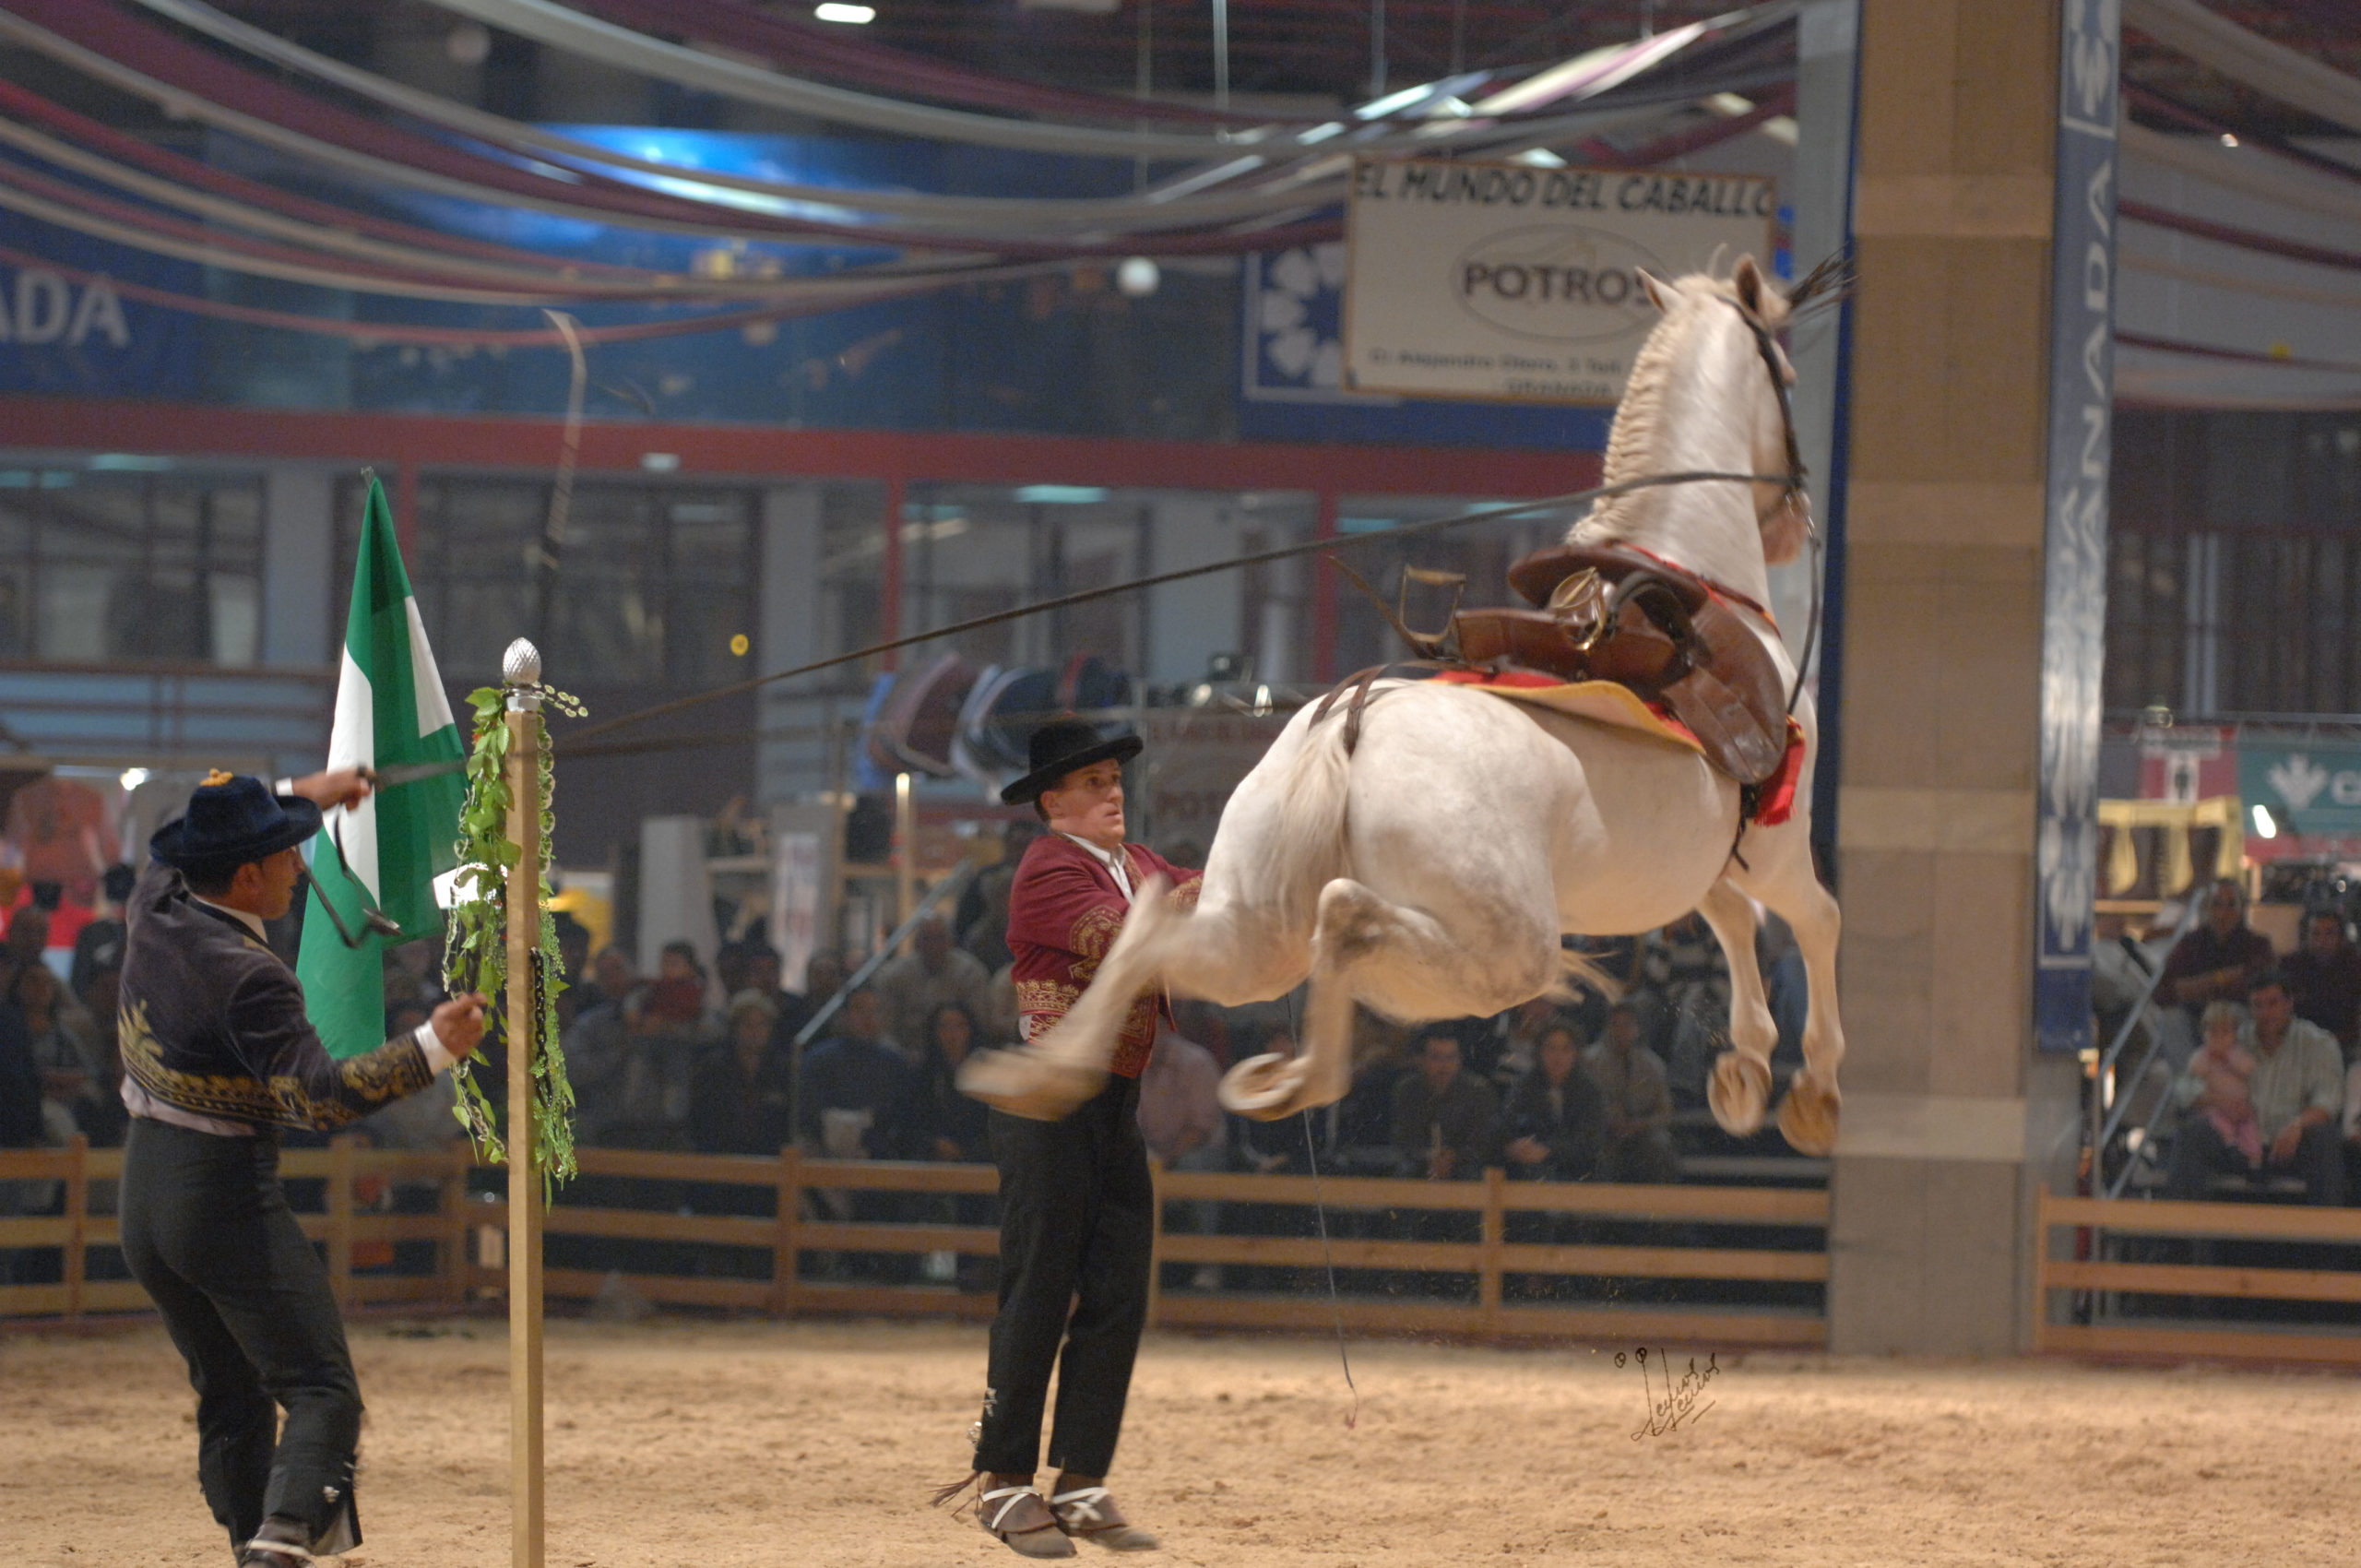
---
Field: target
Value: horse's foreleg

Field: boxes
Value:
[1696,881,1775,1137]
[1729,842,1845,1157]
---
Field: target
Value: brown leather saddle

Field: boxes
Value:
[1439,542,1791,786]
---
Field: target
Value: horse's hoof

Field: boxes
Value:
[1776,1074,1840,1157]
[1217,1053,1321,1121]
[1707,1051,1772,1136]
[955,1050,1102,1122]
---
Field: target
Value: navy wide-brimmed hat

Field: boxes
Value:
[149,773,322,871]
[999,719,1144,806]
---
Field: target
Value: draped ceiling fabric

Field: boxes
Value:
[0,0,2346,386]
[0,0,1803,345]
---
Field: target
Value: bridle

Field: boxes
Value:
[1718,291,1823,717]
[1724,294,1809,522]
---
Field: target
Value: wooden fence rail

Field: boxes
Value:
[2035,1191,2361,1365]
[4,1139,1828,1348]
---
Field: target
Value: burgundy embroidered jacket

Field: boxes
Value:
[1006,834,1202,1079]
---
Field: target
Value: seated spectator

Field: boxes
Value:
[1328,1016,1409,1175]
[775,947,848,1051]
[356,999,462,1153]
[797,987,911,1159]
[2185,1002,2261,1169]
[640,940,713,1030]
[16,959,95,1109]
[1390,1028,1499,1181]
[687,992,796,1158]
[908,1002,991,1164]
[1235,1027,1318,1177]
[2160,880,2275,1019]
[69,947,127,1147]
[2169,971,2344,1205]
[575,944,640,1016]
[1138,1025,1225,1172]
[871,915,992,1064]
[552,913,592,1028]
[1586,1003,1679,1184]
[562,953,636,1147]
[2283,909,2361,1059]
[1501,1022,1607,1182]
[1484,996,1560,1089]
[68,863,134,1006]
[1646,911,1733,1107]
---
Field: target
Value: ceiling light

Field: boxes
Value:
[1116,256,1160,297]
[814,3,875,22]
[1705,92,1755,117]
[2220,132,2239,148]
[1761,115,1800,147]
[2252,802,2278,839]
[1014,485,1109,504]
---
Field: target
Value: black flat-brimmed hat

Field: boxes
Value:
[149,772,322,872]
[999,719,1143,806]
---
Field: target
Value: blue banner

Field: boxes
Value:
[0,205,199,399]
[2033,0,2119,1055]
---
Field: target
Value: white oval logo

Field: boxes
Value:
[1452,225,1667,345]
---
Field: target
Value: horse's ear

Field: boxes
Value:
[1636,269,1674,312]
[1733,255,1765,316]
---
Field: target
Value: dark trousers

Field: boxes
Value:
[974,1076,1153,1479]
[120,1118,363,1555]
[2167,1116,2346,1206]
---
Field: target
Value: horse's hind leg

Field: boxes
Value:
[1230,876,1556,1121]
[1697,881,1777,1137]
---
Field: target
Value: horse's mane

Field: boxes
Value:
[1583,266,1792,542]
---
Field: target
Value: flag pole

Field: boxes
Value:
[502,637,546,1568]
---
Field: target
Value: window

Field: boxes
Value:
[338,475,757,689]
[0,468,262,666]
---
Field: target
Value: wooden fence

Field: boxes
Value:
[2035,1191,2361,1365]
[0,1136,477,1320]
[4,1139,1829,1348]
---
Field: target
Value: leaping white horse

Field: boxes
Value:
[961,257,1845,1155]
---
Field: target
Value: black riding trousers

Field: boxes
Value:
[120,1117,363,1555]
[974,1075,1154,1479]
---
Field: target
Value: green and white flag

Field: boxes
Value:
[298,474,466,1060]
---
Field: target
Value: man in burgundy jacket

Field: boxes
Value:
[959,719,1200,1558]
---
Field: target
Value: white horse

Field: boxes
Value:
[961,257,1845,1155]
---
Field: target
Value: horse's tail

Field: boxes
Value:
[1269,711,1355,932]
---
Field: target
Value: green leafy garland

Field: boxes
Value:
[444,681,587,1197]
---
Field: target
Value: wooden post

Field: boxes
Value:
[1478,1167,1505,1328]
[63,1134,88,1323]
[444,1143,471,1309]
[773,1146,801,1316]
[326,1135,357,1310]
[504,639,546,1568]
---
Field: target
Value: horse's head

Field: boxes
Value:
[1632,256,1809,567]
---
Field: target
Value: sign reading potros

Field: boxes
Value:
[1344,157,1778,404]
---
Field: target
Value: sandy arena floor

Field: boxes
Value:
[4,1315,2354,1567]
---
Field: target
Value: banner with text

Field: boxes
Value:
[1344,158,1777,404]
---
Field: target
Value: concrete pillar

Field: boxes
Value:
[756,483,828,803]
[261,462,336,671]
[1826,0,2106,1354]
